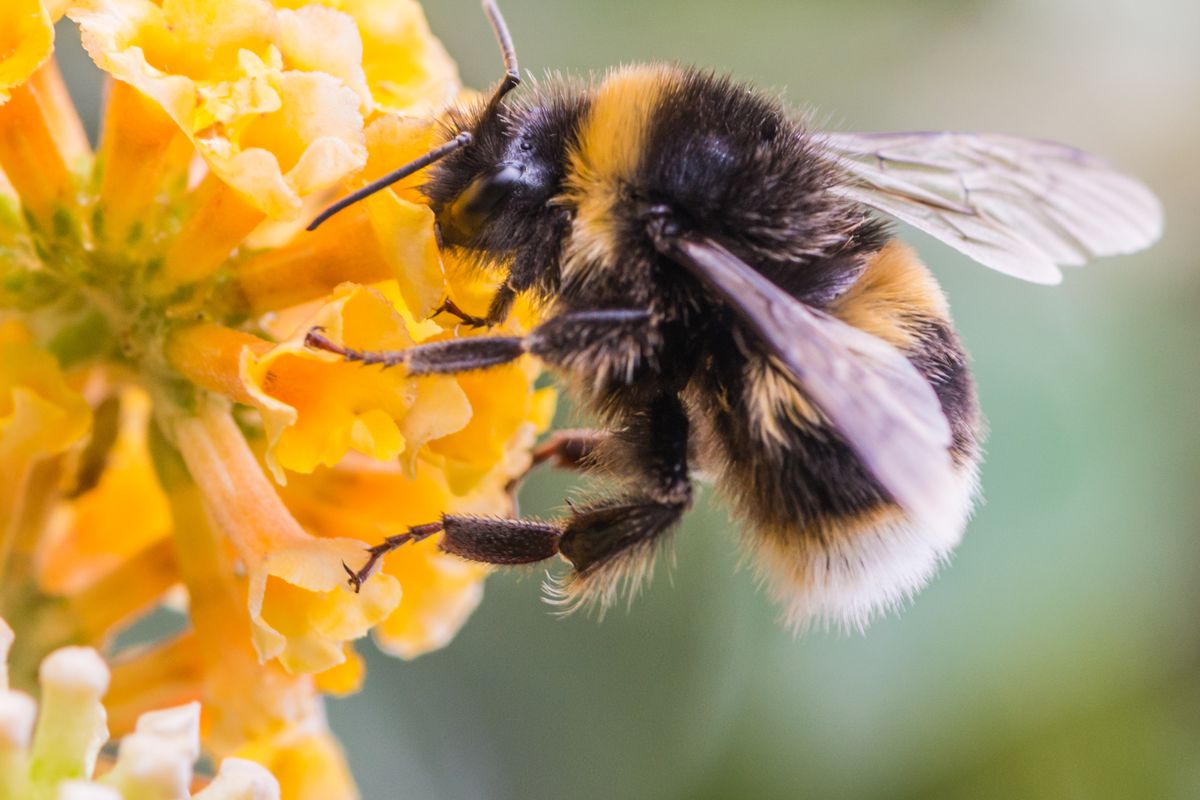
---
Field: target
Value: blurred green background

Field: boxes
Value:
[59,0,1199,797]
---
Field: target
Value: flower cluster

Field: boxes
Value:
[0,616,280,799]
[0,0,553,796]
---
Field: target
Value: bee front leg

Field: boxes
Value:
[306,308,653,376]
[432,296,488,328]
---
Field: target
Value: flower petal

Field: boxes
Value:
[239,283,470,480]
[279,458,497,660]
[233,720,356,800]
[358,113,448,317]
[249,535,399,674]
[172,398,401,676]
[40,388,171,595]
[70,0,368,220]
[0,322,91,516]
[312,645,364,697]
[195,758,281,800]
[336,0,459,115]
[0,0,53,105]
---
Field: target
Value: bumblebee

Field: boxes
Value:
[308,1,1162,628]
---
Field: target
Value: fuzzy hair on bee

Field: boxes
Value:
[308,0,1162,630]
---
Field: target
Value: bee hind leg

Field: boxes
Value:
[549,494,690,613]
[550,393,693,612]
[344,516,566,592]
[364,394,694,615]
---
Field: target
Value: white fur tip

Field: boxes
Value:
[756,467,979,632]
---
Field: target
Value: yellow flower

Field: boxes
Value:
[71,0,368,225]
[0,321,92,526]
[40,387,170,598]
[0,0,555,797]
[281,456,500,661]
[172,397,401,676]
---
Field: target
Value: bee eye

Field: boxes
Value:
[519,140,533,152]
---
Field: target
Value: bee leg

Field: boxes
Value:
[439,516,563,565]
[553,394,693,609]
[481,281,518,326]
[484,208,572,326]
[431,297,488,328]
[306,328,527,373]
[505,429,609,495]
[556,496,688,576]
[344,517,564,592]
[531,429,608,472]
[306,308,653,376]
[344,521,445,592]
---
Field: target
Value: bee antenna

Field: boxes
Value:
[307,1,520,233]
[482,0,521,110]
[306,132,473,231]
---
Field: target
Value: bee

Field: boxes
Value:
[307,0,1162,628]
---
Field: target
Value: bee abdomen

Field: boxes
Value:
[695,241,983,629]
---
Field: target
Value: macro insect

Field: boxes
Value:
[307,0,1162,628]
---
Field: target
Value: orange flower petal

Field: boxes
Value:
[0,322,91,523]
[234,717,357,800]
[240,283,470,480]
[71,0,368,220]
[172,398,400,676]
[0,0,54,105]
[40,388,170,595]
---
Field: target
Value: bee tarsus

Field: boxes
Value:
[432,296,489,328]
[305,329,403,368]
[345,521,446,593]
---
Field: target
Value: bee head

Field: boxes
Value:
[424,96,581,255]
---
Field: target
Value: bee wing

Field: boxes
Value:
[823,131,1163,284]
[655,233,954,521]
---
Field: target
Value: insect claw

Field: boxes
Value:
[305,328,343,355]
[343,560,364,593]
[433,297,488,329]
[343,523,444,592]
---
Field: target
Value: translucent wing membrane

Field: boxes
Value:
[824,132,1164,284]
[657,235,955,522]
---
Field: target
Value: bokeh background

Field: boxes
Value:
[56,0,1199,797]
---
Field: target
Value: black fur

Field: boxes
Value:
[633,71,890,304]
[422,80,590,301]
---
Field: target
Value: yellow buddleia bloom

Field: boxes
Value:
[0,0,553,796]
